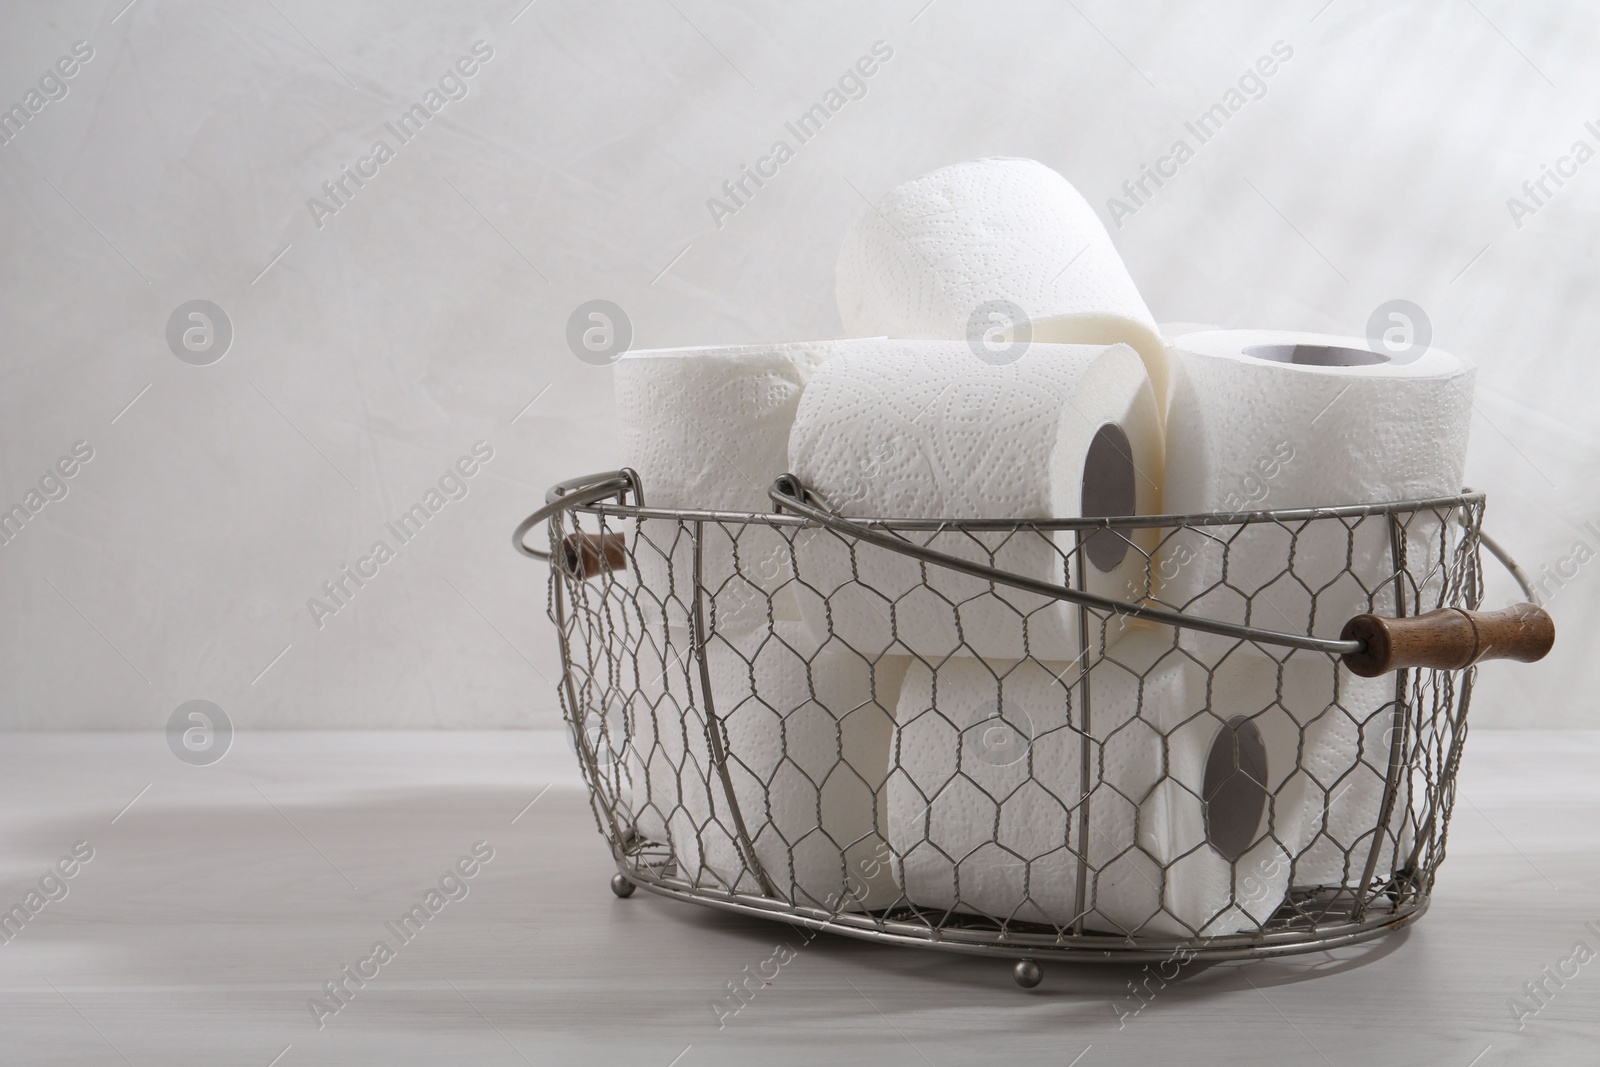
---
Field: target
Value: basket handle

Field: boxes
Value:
[769,474,1553,673]
[1340,604,1555,677]
[767,475,1362,657]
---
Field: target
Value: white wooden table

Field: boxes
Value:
[1,730,1595,1065]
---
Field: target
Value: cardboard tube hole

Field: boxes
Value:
[1243,343,1389,368]
[1081,423,1137,573]
[1203,715,1270,862]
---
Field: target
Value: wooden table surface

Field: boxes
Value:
[1,729,1596,1065]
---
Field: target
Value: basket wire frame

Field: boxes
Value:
[547,477,1488,962]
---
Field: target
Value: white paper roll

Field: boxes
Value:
[615,340,848,638]
[1118,632,1320,936]
[1160,330,1471,888]
[616,341,841,512]
[883,627,1318,936]
[1162,329,1475,631]
[625,618,907,909]
[623,623,731,879]
[1293,667,1416,887]
[702,627,907,910]
[886,657,1088,927]
[835,158,1169,403]
[788,340,1163,662]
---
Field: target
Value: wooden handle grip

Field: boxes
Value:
[560,532,627,580]
[1340,603,1555,677]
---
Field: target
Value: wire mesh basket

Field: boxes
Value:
[514,469,1553,982]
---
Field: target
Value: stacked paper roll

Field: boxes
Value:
[1086,629,1325,937]
[624,616,907,909]
[1294,666,1416,887]
[788,340,1162,662]
[835,157,1169,404]
[884,627,1319,936]
[623,622,728,875]
[703,628,907,909]
[1119,634,1320,935]
[1162,330,1475,634]
[615,341,837,511]
[1161,330,1474,888]
[614,338,911,904]
[886,657,1089,927]
[615,340,842,638]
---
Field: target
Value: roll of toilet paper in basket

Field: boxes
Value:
[1160,330,1476,888]
[887,657,1087,928]
[835,157,1169,404]
[885,627,1317,937]
[787,339,1163,662]
[615,339,845,865]
[1112,629,1322,936]
[622,622,704,855]
[617,340,920,908]
[615,340,850,639]
[626,619,907,910]
[701,629,908,910]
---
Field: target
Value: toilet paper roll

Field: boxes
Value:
[615,341,844,637]
[1126,637,1323,936]
[1081,627,1204,937]
[835,158,1169,403]
[616,341,840,511]
[628,617,909,909]
[621,622,714,865]
[704,629,909,910]
[882,628,1320,936]
[1294,668,1417,888]
[886,656,1089,927]
[1162,330,1475,635]
[1088,640,1412,901]
[1160,330,1469,889]
[788,340,1163,662]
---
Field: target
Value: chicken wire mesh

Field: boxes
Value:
[546,476,1486,962]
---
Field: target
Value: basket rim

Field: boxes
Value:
[526,473,1503,656]
[570,480,1485,533]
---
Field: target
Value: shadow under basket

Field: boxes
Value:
[514,470,1553,987]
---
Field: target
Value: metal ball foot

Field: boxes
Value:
[1013,958,1042,989]
[1385,864,1418,905]
[610,873,636,898]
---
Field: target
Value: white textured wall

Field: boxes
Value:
[0,0,1592,728]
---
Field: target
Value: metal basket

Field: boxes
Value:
[513,470,1552,983]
